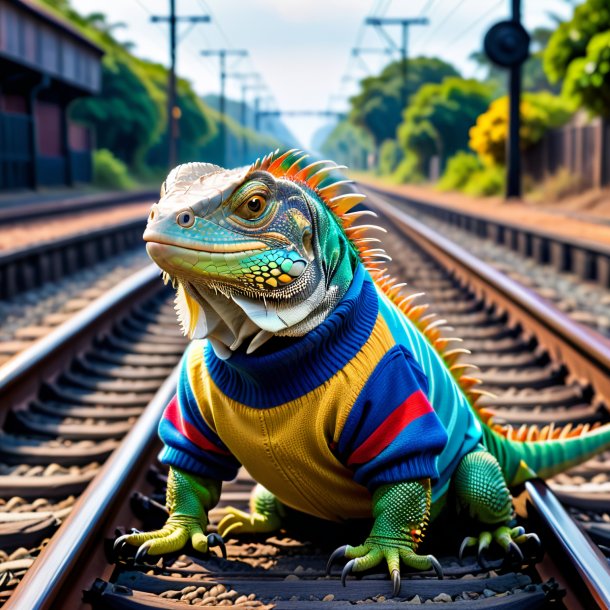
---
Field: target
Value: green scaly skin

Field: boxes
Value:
[114,468,222,558]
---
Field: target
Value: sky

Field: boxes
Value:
[70,0,574,149]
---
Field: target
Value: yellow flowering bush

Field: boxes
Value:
[469,92,573,166]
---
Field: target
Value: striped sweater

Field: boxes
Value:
[158,265,482,521]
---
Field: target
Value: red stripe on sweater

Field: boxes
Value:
[347,390,433,466]
[164,396,230,455]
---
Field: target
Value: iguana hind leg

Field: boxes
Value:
[454,448,539,565]
[217,484,285,537]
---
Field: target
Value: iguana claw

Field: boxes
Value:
[326,545,349,575]
[207,532,227,560]
[134,541,154,565]
[391,569,400,596]
[330,541,442,596]
[459,525,538,567]
[341,559,356,587]
[217,505,281,538]
[429,555,444,579]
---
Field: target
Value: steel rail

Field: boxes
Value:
[0,217,147,300]
[369,195,610,405]
[526,480,610,609]
[0,264,162,409]
[0,190,157,225]
[3,366,179,610]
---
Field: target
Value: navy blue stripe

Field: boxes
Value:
[177,355,230,451]
[205,265,378,408]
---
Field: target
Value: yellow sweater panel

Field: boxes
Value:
[186,314,395,521]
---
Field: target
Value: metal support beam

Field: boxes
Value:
[151,5,210,170]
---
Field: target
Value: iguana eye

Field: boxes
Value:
[235,194,268,221]
[176,209,195,227]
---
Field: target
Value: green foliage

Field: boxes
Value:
[320,121,375,170]
[92,148,134,189]
[469,92,573,166]
[563,31,610,118]
[395,77,493,181]
[437,152,482,191]
[544,0,610,85]
[377,139,403,175]
[392,154,425,184]
[462,165,504,197]
[349,57,459,147]
[71,54,164,169]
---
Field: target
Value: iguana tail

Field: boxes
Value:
[480,422,610,486]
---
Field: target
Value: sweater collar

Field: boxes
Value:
[204,264,379,408]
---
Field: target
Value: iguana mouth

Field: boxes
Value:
[144,231,267,254]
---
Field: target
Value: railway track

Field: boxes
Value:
[2,188,610,608]
[0,190,156,227]
[0,264,184,604]
[0,216,148,301]
[0,249,150,366]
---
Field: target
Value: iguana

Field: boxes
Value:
[116,149,610,595]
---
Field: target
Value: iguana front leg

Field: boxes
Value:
[218,484,285,537]
[454,449,540,565]
[114,467,225,561]
[327,479,442,597]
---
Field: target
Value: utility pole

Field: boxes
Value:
[151,3,210,170]
[201,49,248,166]
[365,17,428,110]
[226,72,262,163]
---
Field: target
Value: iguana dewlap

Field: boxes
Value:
[117,150,610,595]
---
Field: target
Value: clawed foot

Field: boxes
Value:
[113,519,226,563]
[217,506,281,538]
[326,541,443,597]
[459,525,541,568]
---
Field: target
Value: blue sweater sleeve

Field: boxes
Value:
[336,345,448,490]
[158,347,241,481]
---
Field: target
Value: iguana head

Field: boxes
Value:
[144,149,382,357]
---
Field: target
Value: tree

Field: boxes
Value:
[394,77,493,181]
[349,57,459,148]
[71,54,164,169]
[563,31,610,118]
[544,0,610,85]
[321,121,375,170]
[468,92,573,166]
